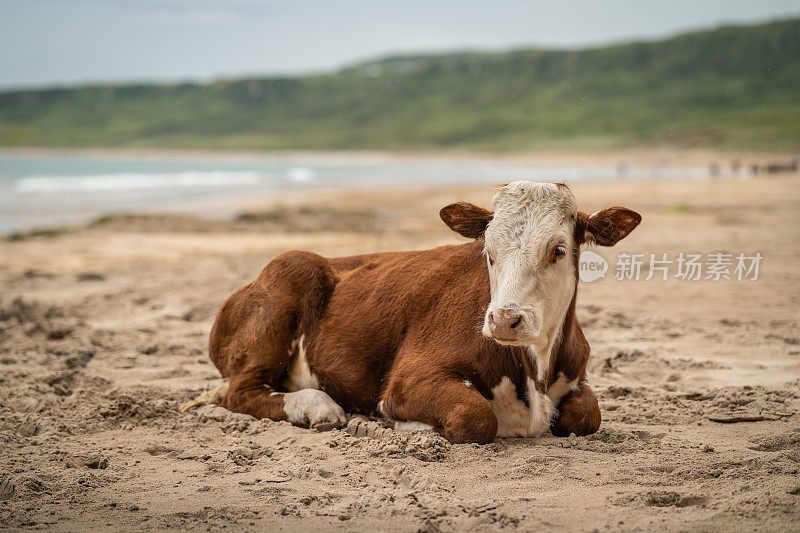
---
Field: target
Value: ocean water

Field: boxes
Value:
[0,152,711,234]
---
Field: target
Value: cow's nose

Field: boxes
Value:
[488,308,525,341]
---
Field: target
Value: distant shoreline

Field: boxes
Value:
[3,147,796,236]
[2,172,791,241]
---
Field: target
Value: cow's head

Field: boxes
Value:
[440,181,640,353]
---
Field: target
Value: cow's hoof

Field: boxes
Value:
[283,389,347,429]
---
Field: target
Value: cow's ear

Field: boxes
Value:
[578,207,641,246]
[440,202,493,239]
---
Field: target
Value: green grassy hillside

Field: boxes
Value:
[1,18,798,152]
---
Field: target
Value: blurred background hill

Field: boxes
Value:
[1,17,798,152]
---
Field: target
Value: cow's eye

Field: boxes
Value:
[487,254,495,266]
[552,245,566,260]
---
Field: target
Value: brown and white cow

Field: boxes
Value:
[181,181,641,443]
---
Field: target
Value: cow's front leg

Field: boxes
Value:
[549,381,601,437]
[381,371,498,444]
[189,363,346,430]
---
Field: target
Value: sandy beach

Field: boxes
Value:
[1,169,799,531]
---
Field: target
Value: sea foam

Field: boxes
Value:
[15,171,262,192]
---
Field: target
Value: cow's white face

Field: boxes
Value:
[439,181,641,358]
[481,182,577,351]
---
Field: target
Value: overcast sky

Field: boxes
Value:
[0,0,797,90]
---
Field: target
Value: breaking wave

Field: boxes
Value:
[14,171,262,193]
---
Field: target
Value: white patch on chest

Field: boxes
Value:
[528,326,565,384]
[490,376,555,438]
[527,346,549,383]
[282,334,319,392]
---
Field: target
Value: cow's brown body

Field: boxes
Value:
[209,239,599,443]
